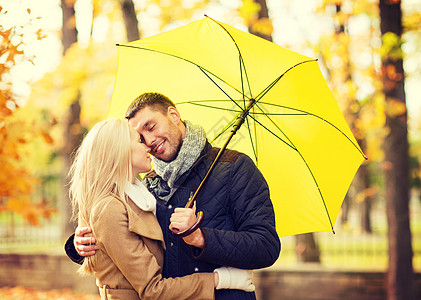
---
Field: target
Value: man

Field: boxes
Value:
[65,92,281,299]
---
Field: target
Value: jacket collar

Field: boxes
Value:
[124,198,166,250]
[143,141,214,199]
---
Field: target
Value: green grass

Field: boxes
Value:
[271,199,421,272]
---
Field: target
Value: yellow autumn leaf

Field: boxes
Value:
[385,97,407,117]
[239,0,261,23]
[5,198,26,211]
[251,18,273,37]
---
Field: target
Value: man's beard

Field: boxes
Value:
[163,137,183,162]
[159,120,183,162]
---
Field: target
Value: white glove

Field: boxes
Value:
[214,266,255,292]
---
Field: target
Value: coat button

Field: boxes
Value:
[168,205,172,209]
[170,242,174,247]
[194,267,199,272]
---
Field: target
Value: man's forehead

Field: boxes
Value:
[129,107,162,129]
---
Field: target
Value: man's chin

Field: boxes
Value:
[154,144,180,162]
[154,152,175,162]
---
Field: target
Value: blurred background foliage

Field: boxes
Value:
[0,1,420,297]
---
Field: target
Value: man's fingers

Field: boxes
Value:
[170,215,185,222]
[75,236,96,246]
[173,207,187,213]
[170,221,183,228]
[80,245,98,252]
[170,206,198,234]
[75,226,92,236]
[169,223,180,232]
[76,244,98,252]
[79,250,97,257]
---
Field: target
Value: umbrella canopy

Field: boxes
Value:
[108,16,366,237]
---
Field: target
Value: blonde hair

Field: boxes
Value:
[69,118,132,275]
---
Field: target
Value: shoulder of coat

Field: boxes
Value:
[92,195,126,220]
[207,147,245,163]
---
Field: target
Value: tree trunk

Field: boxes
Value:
[355,138,372,233]
[333,2,371,232]
[340,194,350,224]
[61,0,77,54]
[249,0,272,42]
[380,1,414,299]
[60,0,82,239]
[120,0,139,42]
[295,233,321,263]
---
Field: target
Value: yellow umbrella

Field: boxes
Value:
[108,16,366,237]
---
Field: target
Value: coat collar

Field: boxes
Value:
[124,197,166,250]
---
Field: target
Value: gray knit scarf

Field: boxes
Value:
[152,120,206,188]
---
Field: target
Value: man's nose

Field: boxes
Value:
[142,133,155,147]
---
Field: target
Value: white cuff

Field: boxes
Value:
[214,266,230,289]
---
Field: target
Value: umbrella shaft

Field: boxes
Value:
[188,131,234,205]
[232,98,256,134]
[188,98,257,205]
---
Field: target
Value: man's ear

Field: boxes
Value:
[167,107,181,124]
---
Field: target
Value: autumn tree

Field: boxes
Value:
[317,0,376,233]
[145,0,210,29]
[60,0,83,238]
[244,0,273,42]
[333,1,372,233]
[0,7,55,225]
[379,0,415,299]
[58,0,142,237]
[121,0,139,42]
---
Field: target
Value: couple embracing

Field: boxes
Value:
[65,92,281,299]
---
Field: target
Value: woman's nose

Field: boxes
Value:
[141,143,151,152]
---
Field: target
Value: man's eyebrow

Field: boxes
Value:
[142,119,154,129]
[142,120,151,129]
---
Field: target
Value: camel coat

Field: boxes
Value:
[89,195,215,300]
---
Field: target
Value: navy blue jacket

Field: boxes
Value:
[145,142,281,300]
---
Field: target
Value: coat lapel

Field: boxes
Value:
[125,199,166,249]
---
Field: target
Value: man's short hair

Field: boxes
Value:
[125,92,176,119]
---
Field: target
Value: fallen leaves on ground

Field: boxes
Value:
[0,286,100,299]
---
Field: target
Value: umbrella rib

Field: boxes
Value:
[251,103,366,158]
[177,101,242,113]
[175,101,245,143]
[118,44,247,100]
[198,67,235,101]
[244,113,258,162]
[197,67,248,113]
[251,56,365,158]
[256,59,317,101]
[239,55,247,106]
[249,107,335,232]
[206,16,253,100]
[210,116,237,143]
[178,101,365,158]
[178,100,262,142]
[247,113,297,151]
[178,101,259,161]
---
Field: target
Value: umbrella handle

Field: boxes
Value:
[172,211,204,238]
[172,194,205,238]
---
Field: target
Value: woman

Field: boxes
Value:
[69,119,253,300]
